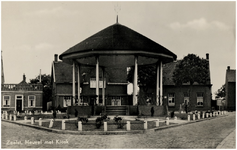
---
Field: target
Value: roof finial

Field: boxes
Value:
[114,3,121,24]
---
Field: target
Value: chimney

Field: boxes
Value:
[39,69,41,83]
[54,54,58,62]
[227,66,230,70]
[206,53,209,60]
[23,74,26,82]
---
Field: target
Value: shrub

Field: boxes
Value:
[174,113,188,120]
[113,116,125,129]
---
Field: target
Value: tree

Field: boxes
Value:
[127,65,157,105]
[173,54,209,85]
[172,54,210,112]
[127,65,156,91]
[30,74,51,86]
[215,84,226,98]
[30,74,52,111]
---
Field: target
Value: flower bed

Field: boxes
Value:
[15,114,71,120]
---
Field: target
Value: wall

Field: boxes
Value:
[67,106,106,116]
[54,83,128,106]
[163,85,212,112]
[227,82,236,111]
[56,83,75,95]
[2,92,15,111]
[138,105,164,116]
[67,106,92,117]
[105,85,127,95]
[128,106,138,115]
[1,91,43,111]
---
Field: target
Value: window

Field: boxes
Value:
[17,96,22,99]
[168,93,175,106]
[3,95,10,107]
[90,78,106,88]
[28,95,36,107]
[111,97,121,106]
[183,92,189,104]
[80,96,89,106]
[197,92,204,106]
[63,96,71,107]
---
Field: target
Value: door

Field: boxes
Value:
[15,95,23,112]
[16,100,22,112]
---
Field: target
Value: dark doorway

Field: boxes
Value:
[16,100,22,112]
[128,95,133,105]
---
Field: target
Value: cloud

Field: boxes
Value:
[13,43,55,53]
[25,6,79,17]
[34,43,54,51]
[169,18,230,31]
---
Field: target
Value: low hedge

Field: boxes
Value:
[15,114,71,120]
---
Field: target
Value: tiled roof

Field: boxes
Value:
[52,61,127,83]
[19,81,28,85]
[226,70,236,82]
[53,62,78,83]
[163,61,211,85]
[59,23,177,61]
[18,74,28,85]
[163,61,179,85]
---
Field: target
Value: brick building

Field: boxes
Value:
[51,54,131,115]
[1,74,43,112]
[225,66,236,111]
[51,54,129,107]
[162,54,212,112]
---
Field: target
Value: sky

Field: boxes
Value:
[1,1,236,98]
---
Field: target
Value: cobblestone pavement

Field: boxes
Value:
[1,112,235,149]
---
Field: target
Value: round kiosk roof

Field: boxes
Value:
[59,23,177,67]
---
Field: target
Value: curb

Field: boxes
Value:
[1,114,229,135]
[1,119,144,135]
[216,129,236,148]
[151,114,228,132]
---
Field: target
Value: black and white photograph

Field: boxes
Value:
[1,1,236,149]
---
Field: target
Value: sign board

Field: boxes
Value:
[90,78,106,88]
[127,83,133,95]
[127,83,139,95]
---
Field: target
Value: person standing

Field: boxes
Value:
[185,102,188,114]
[53,109,57,121]
[75,109,78,117]
[151,107,154,117]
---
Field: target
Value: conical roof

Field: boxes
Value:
[59,23,177,66]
